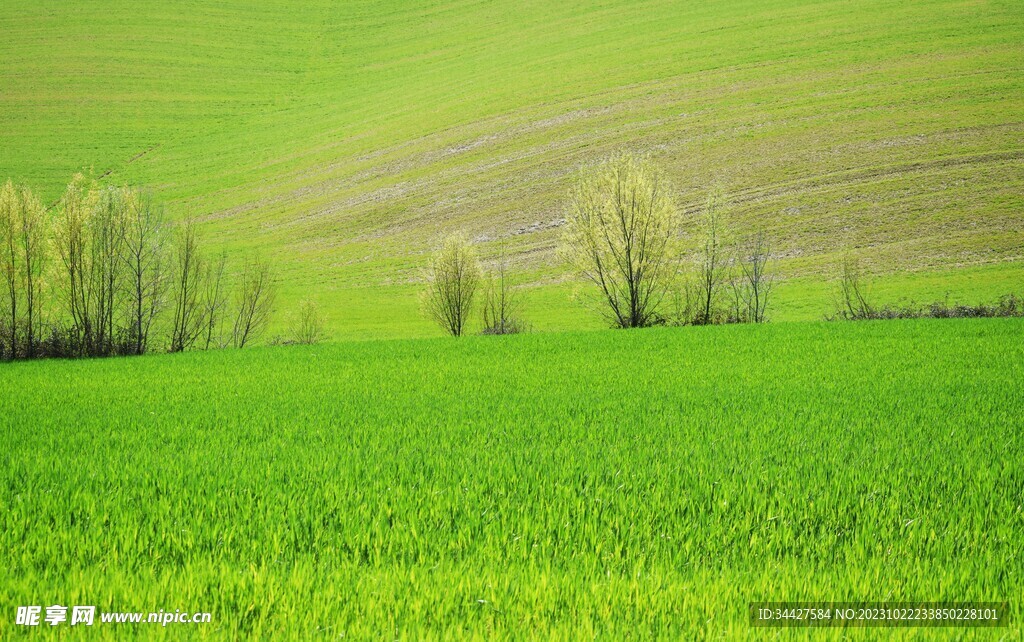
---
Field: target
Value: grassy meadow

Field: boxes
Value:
[2,319,1022,639]
[1,0,1022,331]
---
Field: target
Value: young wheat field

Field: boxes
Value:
[2,320,1021,639]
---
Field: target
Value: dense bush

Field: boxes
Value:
[828,254,1021,321]
[829,294,1023,321]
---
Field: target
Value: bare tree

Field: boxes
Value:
[728,231,774,323]
[122,189,168,355]
[562,154,680,328]
[481,241,523,334]
[169,219,206,352]
[835,253,874,320]
[424,233,481,337]
[742,232,773,323]
[202,252,229,349]
[232,254,275,348]
[695,190,727,325]
[289,297,325,345]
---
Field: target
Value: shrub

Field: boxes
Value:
[289,298,326,345]
[831,254,874,320]
[829,294,1023,321]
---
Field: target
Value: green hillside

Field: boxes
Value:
[1,0,1022,337]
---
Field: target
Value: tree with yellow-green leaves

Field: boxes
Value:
[3,173,289,360]
[0,180,49,358]
[561,154,680,329]
[52,176,135,356]
[424,233,482,337]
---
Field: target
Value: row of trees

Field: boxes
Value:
[423,154,775,336]
[0,175,277,360]
[9,156,1005,353]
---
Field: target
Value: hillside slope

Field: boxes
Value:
[1,0,1022,336]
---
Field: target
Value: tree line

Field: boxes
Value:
[423,154,776,336]
[0,175,279,361]
[423,153,1021,336]
[6,158,1015,357]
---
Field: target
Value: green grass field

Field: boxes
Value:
[1,320,1021,639]
[1,0,1022,332]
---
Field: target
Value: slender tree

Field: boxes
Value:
[232,254,275,348]
[122,189,169,355]
[202,252,229,350]
[53,174,94,355]
[424,233,481,337]
[739,231,773,323]
[0,181,20,357]
[481,240,522,334]
[695,190,727,325]
[89,188,129,355]
[0,181,49,358]
[169,219,206,352]
[17,186,47,357]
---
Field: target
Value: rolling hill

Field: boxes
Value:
[1,0,1022,337]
